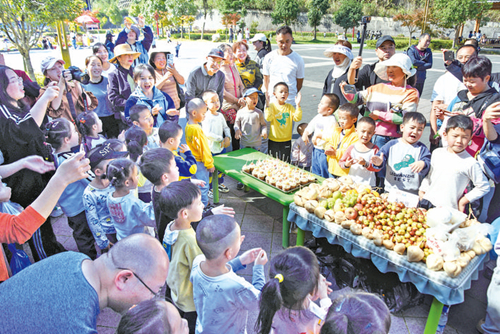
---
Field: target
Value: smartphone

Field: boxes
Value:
[444,50,454,61]
[167,54,174,68]
[344,84,357,94]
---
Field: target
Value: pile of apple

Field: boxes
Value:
[293,176,492,277]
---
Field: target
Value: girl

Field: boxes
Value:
[92,42,115,76]
[106,158,156,240]
[124,63,178,127]
[45,118,97,259]
[76,110,106,152]
[125,126,153,203]
[256,246,332,334]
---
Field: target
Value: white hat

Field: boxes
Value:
[323,45,353,60]
[41,56,65,74]
[250,33,267,42]
[374,54,416,80]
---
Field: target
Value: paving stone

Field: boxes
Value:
[241,214,275,233]
[388,314,409,334]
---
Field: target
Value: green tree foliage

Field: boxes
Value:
[307,0,329,40]
[271,0,300,26]
[215,0,249,17]
[107,5,123,25]
[0,0,85,79]
[333,0,363,36]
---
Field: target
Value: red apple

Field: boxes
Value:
[345,207,358,220]
[354,203,364,212]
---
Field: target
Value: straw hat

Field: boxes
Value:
[374,54,416,81]
[109,44,141,63]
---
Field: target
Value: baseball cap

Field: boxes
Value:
[40,56,65,74]
[207,48,225,59]
[243,87,261,97]
[250,33,267,42]
[376,35,395,49]
[88,142,129,170]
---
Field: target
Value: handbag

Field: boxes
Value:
[477,140,500,183]
[174,79,186,109]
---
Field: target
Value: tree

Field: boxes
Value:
[0,0,85,80]
[271,0,300,26]
[307,0,329,40]
[393,8,428,46]
[434,0,491,48]
[195,0,215,40]
[332,0,363,36]
[107,5,123,25]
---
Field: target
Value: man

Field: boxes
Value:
[185,48,226,106]
[407,33,433,97]
[347,35,396,90]
[0,234,169,333]
[262,26,305,107]
[115,15,153,66]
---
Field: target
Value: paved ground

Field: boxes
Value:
[8,40,499,333]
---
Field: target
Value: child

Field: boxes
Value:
[45,118,97,259]
[201,90,231,196]
[159,121,197,181]
[124,63,178,127]
[255,246,332,334]
[419,115,490,211]
[185,98,214,207]
[106,158,156,240]
[323,103,360,178]
[320,291,391,334]
[234,87,268,151]
[76,111,106,152]
[83,142,128,252]
[129,104,159,150]
[302,93,340,178]
[125,126,152,203]
[191,215,268,333]
[339,117,381,186]
[265,82,302,162]
[291,123,313,171]
[371,112,431,195]
[160,181,204,333]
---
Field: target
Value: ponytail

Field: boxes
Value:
[106,158,135,188]
[45,118,73,151]
[76,111,98,152]
[125,125,147,162]
[265,38,272,52]
[256,277,283,334]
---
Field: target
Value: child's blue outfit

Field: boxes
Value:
[83,184,116,250]
[106,191,156,240]
[83,134,107,153]
[124,86,177,128]
[174,150,197,181]
[305,114,337,178]
[190,254,265,334]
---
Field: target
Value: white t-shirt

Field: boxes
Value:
[431,71,465,104]
[201,112,231,154]
[304,114,338,149]
[262,50,305,106]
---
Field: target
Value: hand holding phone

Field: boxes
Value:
[343,84,357,94]
[167,54,174,68]
[444,50,454,62]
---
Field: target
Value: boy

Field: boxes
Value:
[371,112,431,195]
[159,121,197,181]
[339,117,381,186]
[323,103,360,178]
[302,94,340,178]
[129,104,159,149]
[419,115,489,211]
[160,181,205,333]
[191,215,268,334]
[234,87,268,151]
[265,82,302,162]
[291,123,313,171]
[201,89,231,196]
[185,98,215,207]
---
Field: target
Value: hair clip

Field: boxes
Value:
[274,274,284,283]
[80,119,86,124]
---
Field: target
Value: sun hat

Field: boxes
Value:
[109,44,141,63]
[323,45,353,60]
[376,35,395,49]
[41,56,65,74]
[207,48,225,59]
[149,50,172,69]
[373,53,417,81]
[249,33,267,42]
[243,87,262,97]
[88,142,129,170]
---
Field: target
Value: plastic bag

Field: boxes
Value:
[7,243,32,275]
[449,223,494,252]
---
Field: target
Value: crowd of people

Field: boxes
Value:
[0,19,499,334]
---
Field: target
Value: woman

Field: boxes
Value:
[81,55,119,138]
[107,44,141,131]
[323,40,353,106]
[149,50,185,110]
[233,41,263,90]
[39,56,98,126]
[93,42,115,77]
[249,33,272,69]
[105,32,115,59]
[115,15,153,66]
[0,66,66,263]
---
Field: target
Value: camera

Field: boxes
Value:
[64,66,84,82]
[362,16,371,24]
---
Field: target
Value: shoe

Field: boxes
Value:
[208,190,213,199]
[477,318,485,333]
[218,184,229,193]
[236,182,244,190]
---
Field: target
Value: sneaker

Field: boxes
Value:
[477,318,485,333]
[218,184,229,193]
[208,190,213,198]
[236,182,244,190]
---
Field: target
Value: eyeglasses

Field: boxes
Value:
[116,266,163,299]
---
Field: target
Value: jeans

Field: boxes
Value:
[195,161,210,206]
[311,148,329,178]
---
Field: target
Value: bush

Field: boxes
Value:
[250,21,259,34]
[429,40,453,50]
[170,33,214,41]
[365,38,452,51]
[216,29,226,35]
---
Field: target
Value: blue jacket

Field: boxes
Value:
[124,86,177,127]
[116,26,153,66]
[407,45,433,83]
[56,152,91,217]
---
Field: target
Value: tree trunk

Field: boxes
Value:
[201,21,205,40]
[19,48,35,81]
[313,26,317,40]
[408,31,412,47]
[452,26,460,49]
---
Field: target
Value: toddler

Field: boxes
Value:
[191,215,267,333]
[234,87,268,151]
[76,110,106,152]
[291,123,313,171]
[265,82,302,162]
[159,121,197,181]
[125,126,152,202]
[106,158,156,240]
[339,117,381,186]
[129,104,159,150]
[255,246,332,334]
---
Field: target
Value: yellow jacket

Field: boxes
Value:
[185,123,214,169]
[265,102,302,142]
[324,125,359,177]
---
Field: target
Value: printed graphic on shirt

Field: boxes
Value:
[277,112,290,127]
[394,154,415,171]
[108,203,126,223]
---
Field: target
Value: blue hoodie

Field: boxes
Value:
[116,26,153,66]
[124,86,177,127]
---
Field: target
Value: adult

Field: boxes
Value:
[234,40,264,111]
[185,48,225,106]
[322,41,354,106]
[107,44,141,132]
[249,33,272,69]
[149,50,185,110]
[39,56,97,125]
[115,15,153,67]
[93,42,116,77]
[262,26,305,107]
[105,31,115,60]
[229,26,234,43]
[407,33,433,97]
[0,54,40,108]
[81,55,119,138]
[0,152,90,281]
[0,234,169,333]
[0,66,66,262]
